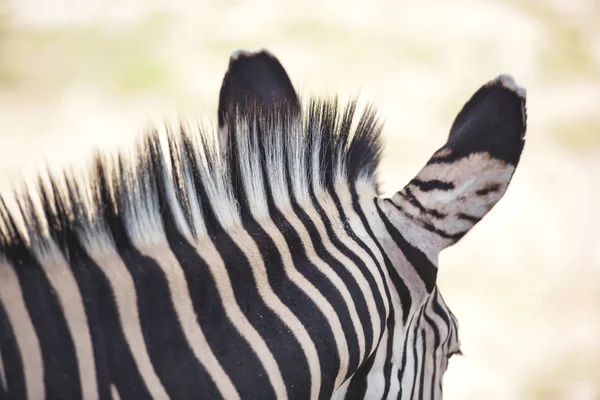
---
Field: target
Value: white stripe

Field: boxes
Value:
[34,243,98,400]
[0,258,44,400]
[84,246,169,400]
[110,384,121,400]
[134,242,240,400]
[191,238,288,399]
[0,344,6,391]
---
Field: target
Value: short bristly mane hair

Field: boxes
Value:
[0,97,383,262]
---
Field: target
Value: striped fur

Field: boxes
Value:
[331,288,460,399]
[0,50,526,400]
[219,50,526,399]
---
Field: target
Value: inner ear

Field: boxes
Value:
[218,49,300,128]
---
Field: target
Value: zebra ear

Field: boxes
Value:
[218,48,300,129]
[391,75,527,249]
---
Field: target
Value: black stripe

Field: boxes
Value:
[249,212,339,399]
[421,221,468,242]
[380,311,395,399]
[396,311,418,399]
[321,186,389,328]
[338,189,412,325]
[7,252,81,399]
[149,139,272,399]
[119,247,224,399]
[476,183,501,196]
[212,226,310,399]
[165,229,273,399]
[375,201,437,293]
[100,152,219,399]
[457,213,479,224]
[259,128,340,399]
[430,290,456,367]
[408,309,424,400]
[400,188,446,219]
[333,186,416,399]
[417,328,427,400]
[431,291,452,335]
[179,140,309,398]
[195,115,311,394]
[269,206,356,396]
[276,193,363,382]
[242,220,316,398]
[423,310,442,398]
[411,179,454,192]
[0,298,27,400]
[310,186,387,366]
[343,350,377,399]
[401,188,426,214]
[70,244,151,400]
[61,171,148,399]
[289,200,372,367]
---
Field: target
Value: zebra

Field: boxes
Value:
[0,48,527,400]
[218,50,465,400]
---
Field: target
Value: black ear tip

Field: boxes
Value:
[218,47,300,127]
[484,74,528,138]
[489,74,527,100]
[440,74,528,166]
[227,48,283,74]
[229,48,274,63]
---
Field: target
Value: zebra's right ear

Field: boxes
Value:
[388,75,527,251]
[218,49,300,129]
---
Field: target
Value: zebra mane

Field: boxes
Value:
[0,96,383,261]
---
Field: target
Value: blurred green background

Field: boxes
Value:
[1,0,599,398]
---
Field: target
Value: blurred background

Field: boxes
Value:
[0,0,599,398]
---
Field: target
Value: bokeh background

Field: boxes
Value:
[1,0,599,398]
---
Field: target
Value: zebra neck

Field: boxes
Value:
[371,197,439,305]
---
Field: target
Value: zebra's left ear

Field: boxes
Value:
[390,75,527,250]
[218,48,300,128]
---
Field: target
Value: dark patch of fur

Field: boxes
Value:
[410,179,454,192]
[218,50,300,128]
[475,183,501,196]
[430,78,527,166]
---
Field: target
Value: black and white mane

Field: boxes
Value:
[0,98,383,261]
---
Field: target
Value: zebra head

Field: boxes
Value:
[0,48,525,400]
[217,49,526,399]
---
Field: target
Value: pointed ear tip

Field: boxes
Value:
[230,48,274,62]
[489,74,527,100]
[230,48,253,61]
